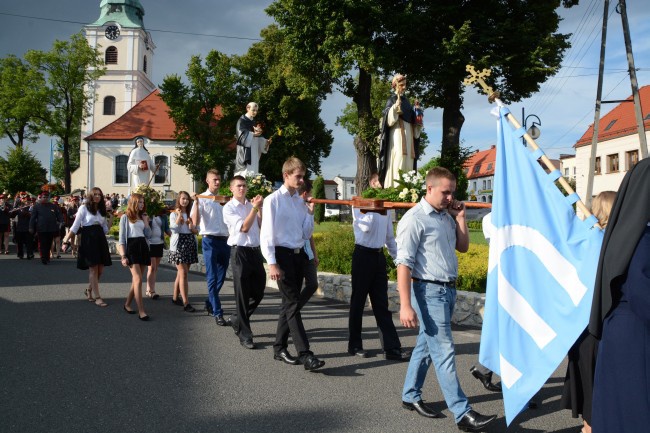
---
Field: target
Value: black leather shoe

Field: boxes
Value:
[384,348,411,361]
[470,366,502,392]
[456,410,496,432]
[240,340,255,350]
[215,315,231,326]
[171,297,183,306]
[302,354,325,371]
[274,349,300,365]
[348,347,369,358]
[402,400,442,419]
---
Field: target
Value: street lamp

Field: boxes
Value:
[522,107,542,144]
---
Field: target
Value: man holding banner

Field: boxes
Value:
[396,167,496,432]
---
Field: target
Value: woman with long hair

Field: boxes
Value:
[62,187,112,307]
[117,193,152,320]
[168,191,199,312]
[146,208,171,300]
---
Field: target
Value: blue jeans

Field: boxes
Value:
[202,236,230,317]
[402,281,470,423]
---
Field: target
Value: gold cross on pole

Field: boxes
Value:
[463,65,500,103]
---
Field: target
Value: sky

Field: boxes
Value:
[1,0,649,181]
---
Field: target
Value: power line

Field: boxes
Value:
[0,12,262,41]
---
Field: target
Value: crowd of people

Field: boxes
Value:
[2,154,647,433]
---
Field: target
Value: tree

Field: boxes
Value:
[25,33,105,193]
[232,25,333,182]
[312,175,326,224]
[0,146,47,195]
[267,0,396,192]
[386,0,577,186]
[0,55,47,147]
[52,135,80,183]
[159,51,242,181]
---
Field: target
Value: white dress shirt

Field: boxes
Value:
[352,208,397,259]
[223,198,261,247]
[260,185,314,265]
[69,205,109,235]
[191,189,229,236]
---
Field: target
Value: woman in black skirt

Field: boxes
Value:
[168,191,198,312]
[117,193,152,321]
[62,187,112,307]
[560,191,615,433]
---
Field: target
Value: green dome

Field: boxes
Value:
[91,0,146,28]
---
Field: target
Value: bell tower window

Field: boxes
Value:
[103,96,116,115]
[143,55,147,73]
[105,46,118,64]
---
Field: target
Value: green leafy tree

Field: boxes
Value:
[0,146,47,195]
[25,33,106,193]
[0,55,47,147]
[51,136,80,183]
[386,0,577,187]
[232,25,332,182]
[267,0,397,192]
[159,51,242,181]
[311,175,326,224]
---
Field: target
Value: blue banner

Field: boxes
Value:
[479,107,603,425]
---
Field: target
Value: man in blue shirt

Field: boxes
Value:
[395,167,496,432]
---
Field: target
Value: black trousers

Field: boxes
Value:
[348,245,401,352]
[273,247,311,356]
[229,246,266,342]
[37,232,55,262]
[15,231,34,258]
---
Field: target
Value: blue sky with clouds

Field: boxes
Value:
[1,0,648,181]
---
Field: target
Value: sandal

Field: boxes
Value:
[146,290,160,300]
[95,298,108,307]
[84,288,95,302]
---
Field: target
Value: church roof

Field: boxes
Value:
[85,89,176,142]
[464,146,496,179]
[91,0,145,28]
[574,85,650,148]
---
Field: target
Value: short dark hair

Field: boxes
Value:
[426,167,456,186]
[298,178,312,194]
[230,175,246,185]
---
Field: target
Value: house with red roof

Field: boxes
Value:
[71,1,194,197]
[573,85,649,199]
[464,145,496,203]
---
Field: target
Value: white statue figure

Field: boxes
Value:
[127,136,154,192]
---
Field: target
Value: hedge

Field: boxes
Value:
[313,225,488,293]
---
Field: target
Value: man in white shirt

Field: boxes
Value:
[260,157,325,371]
[223,175,266,349]
[191,169,232,326]
[348,173,411,362]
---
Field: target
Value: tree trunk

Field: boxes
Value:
[440,86,465,173]
[353,68,377,194]
[63,136,71,193]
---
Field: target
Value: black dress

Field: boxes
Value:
[560,328,598,423]
[77,225,112,270]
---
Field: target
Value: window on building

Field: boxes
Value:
[473,164,481,174]
[573,167,576,175]
[644,112,650,121]
[482,180,486,189]
[115,155,128,184]
[153,155,169,184]
[487,179,491,189]
[143,55,147,73]
[595,157,601,175]
[472,181,477,191]
[103,96,116,115]
[350,186,355,195]
[626,150,639,170]
[607,153,619,173]
[487,163,493,171]
[564,168,569,176]
[105,46,118,64]
[604,119,617,131]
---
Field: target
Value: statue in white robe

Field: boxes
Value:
[127,136,154,192]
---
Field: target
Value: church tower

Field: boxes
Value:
[83,0,156,134]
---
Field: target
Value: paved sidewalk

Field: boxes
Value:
[0,252,582,433]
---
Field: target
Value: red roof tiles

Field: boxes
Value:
[464,146,496,179]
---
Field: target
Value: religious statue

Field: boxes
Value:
[378,74,422,188]
[127,136,154,192]
[234,102,271,175]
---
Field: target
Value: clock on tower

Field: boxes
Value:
[105,25,120,40]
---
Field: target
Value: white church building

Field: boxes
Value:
[71,0,194,197]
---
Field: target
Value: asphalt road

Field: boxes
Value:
[0,251,583,433]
